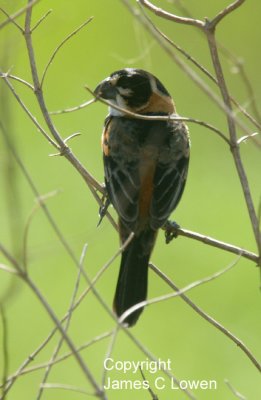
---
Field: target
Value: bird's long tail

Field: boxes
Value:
[113,226,157,326]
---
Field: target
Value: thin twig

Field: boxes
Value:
[0,307,9,397]
[208,0,246,30]
[123,0,253,137]
[4,332,113,382]
[121,328,196,399]
[3,232,135,391]
[138,0,204,28]
[0,231,132,395]
[0,0,41,31]
[39,383,94,396]
[0,72,34,91]
[1,73,105,194]
[86,86,230,143]
[1,76,58,147]
[22,8,105,199]
[23,190,60,272]
[101,327,120,390]
[41,17,93,88]
[0,243,23,274]
[49,99,96,115]
[150,264,261,373]
[137,0,261,257]
[172,0,259,130]
[138,5,261,134]
[36,244,88,400]
[0,242,104,398]
[120,256,240,324]
[0,7,23,32]
[31,9,52,32]
[139,368,159,400]
[205,29,261,256]
[163,224,259,264]
[224,379,247,400]
[24,275,104,398]
[236,61,261,125]
[0,264,18,275]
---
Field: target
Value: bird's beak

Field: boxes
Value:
[94,78,117,100]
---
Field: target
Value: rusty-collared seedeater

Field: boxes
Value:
[94,68,190,326]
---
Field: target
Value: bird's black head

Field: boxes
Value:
[94,68,173,115]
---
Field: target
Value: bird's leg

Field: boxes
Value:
[163,220,180,244]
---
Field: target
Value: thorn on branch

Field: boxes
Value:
[49,145,70,157]
[64,132,81,144]
[237,132,259,145]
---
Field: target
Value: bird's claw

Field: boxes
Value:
[164,220,180,244]
[97,195,110,227]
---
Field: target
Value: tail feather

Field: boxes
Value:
[113,228,157,326]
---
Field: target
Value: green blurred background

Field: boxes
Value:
[0,0,260,399]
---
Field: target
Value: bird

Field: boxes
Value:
[94,68,190,326]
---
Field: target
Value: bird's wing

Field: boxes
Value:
[103,117,141,231]
[150,121,190,229]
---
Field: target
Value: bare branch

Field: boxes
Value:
[150,264,261,373]
[0,264,19,275]
[138,5,261,134]
[0,7,23,32]
[138,0,204,28]
[224,379,247,399]
[0,243,23,275]
[5,331,113,382]
[0,72,34,91]
[2,73,104,195]
[41,17,93,88]
[36,244,87,400]
[120,256,240,323]
[21,8,105,201]
[31,9,52,32]
[0,0,41,31]
[122,0,253,137]
[206,31,261,256]
[1,76,59,148]
[86,86,230,143]
[23,190,61,272]
[49,98,96,115]
[172,0,259,129]
[101,327,120,389]
[0,237,103,397]
[139,368,159,399]
[23,275,104,398]
[2,232,134,395]
[163,223,259,263]
[39,383,94,396]
[135,0,261,257]
[208,0,246,30]
[0,306,9,396]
